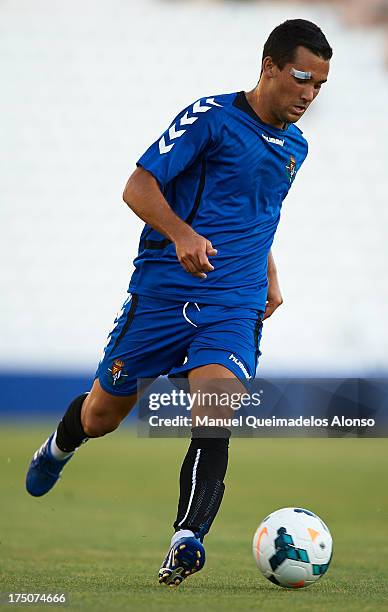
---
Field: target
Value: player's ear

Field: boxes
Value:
[262,56,276,78]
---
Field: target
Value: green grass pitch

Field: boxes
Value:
[0,426,387,611]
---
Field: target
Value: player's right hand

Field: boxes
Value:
[174,230,217,279]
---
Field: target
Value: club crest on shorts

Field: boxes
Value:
[286,155,296,182]
[108,359,128,386]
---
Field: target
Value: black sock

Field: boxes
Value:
[173,426,230,541]
[55,393,89,452]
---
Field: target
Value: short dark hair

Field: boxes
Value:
[262,19,333,69]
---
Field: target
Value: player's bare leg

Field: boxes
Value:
[81,379,138,437]
[159,364,245,586]
[25,379,142,497]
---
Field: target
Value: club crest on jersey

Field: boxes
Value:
[108,359,128,386]
[286,155,296,182]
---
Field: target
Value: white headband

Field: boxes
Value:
[290,67,312,80]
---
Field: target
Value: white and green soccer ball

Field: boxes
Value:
[252,507,332,588]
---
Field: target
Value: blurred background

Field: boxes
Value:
[1,0,387,415]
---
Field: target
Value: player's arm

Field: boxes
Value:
[123,167,217,279]
[263,250,283,320]
[123,97,221,279]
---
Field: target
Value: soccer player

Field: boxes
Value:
[26,19,332,586]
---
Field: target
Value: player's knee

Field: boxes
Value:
[82,402,122,437]
[190,375,245,420]
[83,418,119,437]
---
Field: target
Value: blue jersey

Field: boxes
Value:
[129,91,308,310]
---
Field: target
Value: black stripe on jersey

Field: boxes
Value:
[143,237,171,250]
[254,311,263,352]
[185,158,206,226]
[144,158,207,250]
[112,293,139,352]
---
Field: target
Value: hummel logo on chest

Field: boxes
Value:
[262,134,284,147]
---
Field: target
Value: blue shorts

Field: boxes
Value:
[95,293,264,396]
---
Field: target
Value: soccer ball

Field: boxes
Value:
[252,507,332,588]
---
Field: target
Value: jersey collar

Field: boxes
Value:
[233,91,289,133]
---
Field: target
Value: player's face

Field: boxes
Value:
[270,46,330,125]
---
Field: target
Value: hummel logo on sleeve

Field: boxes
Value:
[158,98,223,155]
[229,353,250,379]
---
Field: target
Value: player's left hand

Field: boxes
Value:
[263,275,283,320]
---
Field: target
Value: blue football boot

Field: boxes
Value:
[26,434,73,497]
[158,536,206,587]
